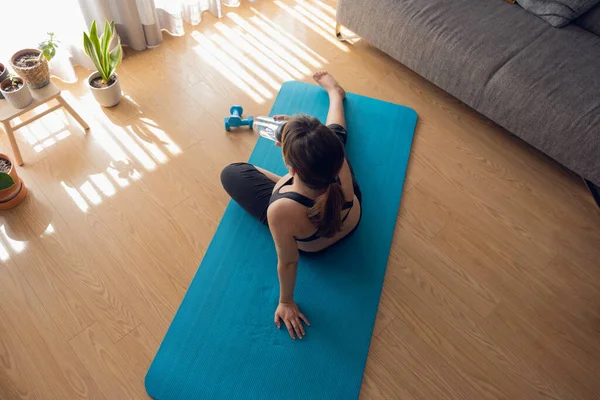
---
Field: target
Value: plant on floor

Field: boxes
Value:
[0,172,15,191]
[0,154,27,209]
[83,20,122,84]
[83,20,123,107]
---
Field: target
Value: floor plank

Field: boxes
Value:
[69,322,147,399]
[0,259,106,399]
[115,324,160,384]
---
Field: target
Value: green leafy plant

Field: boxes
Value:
[0,172,15,191]
[8,73,19,84]
[83,20,123,84]
[0,156,15,191]
[2,73,22,90]
[38,32,60,62]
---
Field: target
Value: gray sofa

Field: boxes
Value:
[337,0,600,187]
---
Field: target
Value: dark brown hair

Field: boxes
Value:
[281,115,345,238]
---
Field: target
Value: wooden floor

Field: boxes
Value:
[1,1,599,399]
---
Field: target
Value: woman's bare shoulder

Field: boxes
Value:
[267,198,306,233]
[273,173,293,194]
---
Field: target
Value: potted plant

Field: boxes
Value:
[10,32,59,89]
[0,75,33,109]
[0,153,28,209]
[83,20,123,107]
[0,63,9,99]
[39,32,60,63]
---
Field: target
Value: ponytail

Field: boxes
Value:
[281,115,346,237]
[308,182,345,238]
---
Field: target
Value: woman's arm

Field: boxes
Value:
[278,262,297,302]
[267,201,310,339]
[268,201,300,301]
[254,166,281,183]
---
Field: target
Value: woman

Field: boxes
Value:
[221,71,362,340]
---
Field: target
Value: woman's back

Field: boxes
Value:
[269,169,361,252]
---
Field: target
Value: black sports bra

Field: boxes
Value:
[269,176,354,242]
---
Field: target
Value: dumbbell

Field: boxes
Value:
[224,105,254,131]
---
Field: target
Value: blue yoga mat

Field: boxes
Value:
[146,81,417,399]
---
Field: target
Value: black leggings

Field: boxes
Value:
[220,124,362,225]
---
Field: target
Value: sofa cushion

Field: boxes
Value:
[478,25,600,184]
[575,3,600,35]
[516,0,600,27]
[337,0,548,110]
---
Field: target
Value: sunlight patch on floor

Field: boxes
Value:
[212,22,282,91]
[61,181,90,212]
[90,124,131,165]
[104,123,157,171]
[138,118,183,156]
[194,29,273,99]
[126,125,169,165]
[190,30,267,103]
[14,106,74,153]
[228,12,315,74]
[56,130,72,140]
[53,106,185,211]
[312,0,336,16]
[296,1,337,28]
[79,181,103,206]
[42,137,57,149]
[0,226,27,253]
[40,223,55,238]
[227,16,305,79]
[0,241,10,262]
[274,1,349,52]
[92,128,141,191]
[107,160,140,187]
[294,2,337,34]
[215,22,295,82]
[89,173,117,197]
[250,8,328,65]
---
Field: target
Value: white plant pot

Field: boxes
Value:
[0,65,9,99]
[0,79,33,109]
[87,71,122,107]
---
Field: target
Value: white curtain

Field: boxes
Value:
[79,0,247,50]
[0,0,244,83]
[153,0,241,34]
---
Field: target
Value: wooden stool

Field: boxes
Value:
[0,82,89,165]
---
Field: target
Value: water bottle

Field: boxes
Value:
[254,116,286,142]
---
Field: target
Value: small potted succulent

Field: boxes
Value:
[10,32,59,89]
[83,20,123,107]
[0,74,33,109]
[0,63,9,99]
[0,153,28,209]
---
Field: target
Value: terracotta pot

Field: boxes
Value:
[87,71,122,107]
[0,63,9,99]
[0,153,28,210]
[0,77,33,109]
[10,48,50,89]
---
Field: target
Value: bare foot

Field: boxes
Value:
[313,70,346,99]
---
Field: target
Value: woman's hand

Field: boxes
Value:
[274,302,310,340]
[273,114,292,122]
